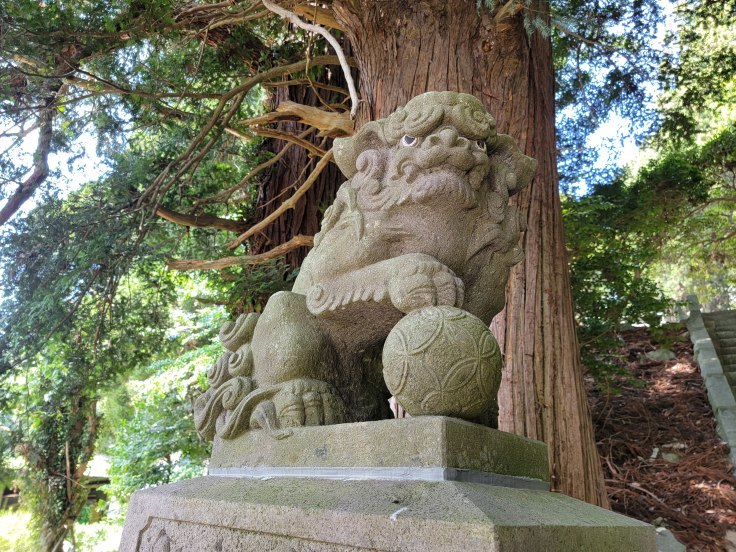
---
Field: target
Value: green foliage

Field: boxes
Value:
[563,185,672,385]
[564,175,672,324]
[552,0,663,188]
[0,510,34,552]
[658,0,736,143]
[0,261,175,549]
[226,259,298,315]
[649,322,686,352]
[0,2,313,542]
[105,343,217,504]
[565,123,736,381]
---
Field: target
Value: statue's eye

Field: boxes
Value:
[401,135,418,147]
[476,140,487,151]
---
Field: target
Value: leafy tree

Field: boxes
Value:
[0,3,299,542]
[563,177,672,386]
[652,0,736,305]
[0,267,175,550]
[564,0,736,331]
[658,0,736,145]
[105,345,217,505]
[562,0,735,388]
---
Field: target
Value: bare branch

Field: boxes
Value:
[0,107,53,226]
[138,54,348,208]
[176,0,237,18]
[168,233,313,270]
[261,0,359,118]
[228,149,334,248]
[226,125,328,157]
[551,18,642,76]
[293,3,345,30]
[203,9,272,31]
[195,128,314,206]
[263,79,350,96]
[237,100,353,136]
[155,205,248,232]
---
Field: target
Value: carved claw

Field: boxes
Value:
[388,255,464,313]
[248,379,346,438]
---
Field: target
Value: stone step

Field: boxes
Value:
[708,309,736,315]
[725,372,736,386]
[715,330,736,340]
[704,309,736,318]
[718,337,736,348]
[719,353,736,366]
[719,346,736,356]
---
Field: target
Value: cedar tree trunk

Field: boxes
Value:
[332,0,609,507]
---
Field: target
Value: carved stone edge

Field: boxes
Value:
[205,465,549,490]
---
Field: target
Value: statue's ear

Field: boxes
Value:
[489,134,537,195]
[333,122,386,178]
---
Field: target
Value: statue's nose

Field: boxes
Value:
[428,127,461,147]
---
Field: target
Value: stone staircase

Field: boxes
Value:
[703,310,736,389]
[688,303,736,469]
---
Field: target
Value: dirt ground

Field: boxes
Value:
[587,325,736,551]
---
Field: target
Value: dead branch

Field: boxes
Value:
[195,128,315,206]
[138,54,348,209]
[293,3,345,30]
[204,10,272,31]
[155,205,248,232]
[228,149,334,248]
[261,0,359,118]
[226,126,328,157]
[237,100,353,136]
[168,233,313,270]
[495,0,524,22]
[176,0,237,18]
[262,79,350,96]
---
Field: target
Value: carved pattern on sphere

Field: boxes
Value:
[382,306,502,419]
[193,92,536,439]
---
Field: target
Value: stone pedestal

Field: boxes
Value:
[120,418,655,551]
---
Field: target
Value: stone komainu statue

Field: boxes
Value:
[194,92,536,440]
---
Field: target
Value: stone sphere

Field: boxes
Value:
[382,306,502,419]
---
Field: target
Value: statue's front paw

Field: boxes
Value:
[389,257,464,313]
[249,379,346,437]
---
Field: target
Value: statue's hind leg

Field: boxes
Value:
[248,291,346,433]
[194,291,346,441]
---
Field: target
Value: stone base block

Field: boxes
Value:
[210,417,549,486]
[120,476,655,552]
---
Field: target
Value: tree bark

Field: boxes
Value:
[332,0,609,507]
[249,76,349,266]
[0,97,54,226]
